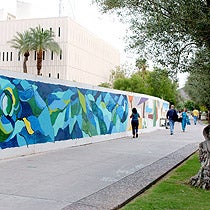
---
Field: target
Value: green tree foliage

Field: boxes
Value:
[113,67,177,104]
[98,82,111,88]
[184,47,210,109]
[8,26,61,76]
[93,0,210,75]
[147,68,177,103]
[93,0,210,108]
[29,26,61,75]
[8,31,31,73]
[184,100,196,111]
[185,70,210,109]
[135,58,148,73]
[98,65,130,88]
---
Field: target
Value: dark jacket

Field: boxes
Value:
[166,109,178,121]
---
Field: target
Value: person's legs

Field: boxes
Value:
[131,122,135,137]
[193,116,197,125]
[131,123,135,138]
[135,122,139,138]
[169,119,174,135]
[182,119,186,131]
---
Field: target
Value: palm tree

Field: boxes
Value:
[8,31,31,73]
[135,58,148,79]
[136,58,148,72]
[29,25,61,75]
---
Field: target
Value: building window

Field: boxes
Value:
[43,51,45,60]
[51,51,53,60]
[6,52,8,61]
[49,73,51,77]
[34,51,36,60]
[58,27,61,37]
[60,50,62,60]
[10,52,12,61]
[57,73,59,79]
[2,52,5,61]
[18,52,20,61]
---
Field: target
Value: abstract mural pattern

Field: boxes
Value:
[0,75,129,149]
[128,95,169,129]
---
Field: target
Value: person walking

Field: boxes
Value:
[181,108,189,132]
[166,105,178,135]
[192,108,199,125]
[130,107,140,138]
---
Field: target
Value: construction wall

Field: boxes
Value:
[0,70,169,159]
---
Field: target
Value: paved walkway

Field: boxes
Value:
[0,120,205,210]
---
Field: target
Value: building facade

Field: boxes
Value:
[0,17,120,85]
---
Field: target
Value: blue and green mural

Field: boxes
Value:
[0,75,129,149]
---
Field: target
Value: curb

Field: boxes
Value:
[62,143,199,210]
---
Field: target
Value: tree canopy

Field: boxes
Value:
[93,0,210,73]
[29,26,61,75]
[109,66,178,104]
[8,26,61,75]
[93,0,210,108]
[8,31,31,73]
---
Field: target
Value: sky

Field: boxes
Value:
[0,0,126,49]
[0,0,187,87]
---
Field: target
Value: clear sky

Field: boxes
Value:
[0,0,126,49]
[1,0,187,87]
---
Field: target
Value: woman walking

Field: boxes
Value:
[181,108,189,132]
[130,108,140,138]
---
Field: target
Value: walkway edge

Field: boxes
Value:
[62,143,199,210]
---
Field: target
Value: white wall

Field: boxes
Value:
[0,17,120,85]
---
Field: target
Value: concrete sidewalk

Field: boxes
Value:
[0,121,205,210]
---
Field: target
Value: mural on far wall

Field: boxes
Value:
[0,75,129,149]
[128,95,168,130]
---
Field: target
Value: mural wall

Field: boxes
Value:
[127,95,169,130]
[0,73,169,150]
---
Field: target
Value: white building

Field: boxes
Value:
[0,15,120,85]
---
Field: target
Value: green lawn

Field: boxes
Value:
[122,153,210,210]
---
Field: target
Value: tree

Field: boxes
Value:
[190,125,210,189]
[98,82,111,88]
[8,31,31,73]
[29,25,61,75]
[147,68,178,104]
[185,72,210,109]
[184,48,210,109]
[113,66,178,104]
[93,0,210,76]
[135,58,148,79]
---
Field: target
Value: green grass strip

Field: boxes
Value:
[122,153,210,210]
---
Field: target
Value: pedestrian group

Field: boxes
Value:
[130,105,199,138]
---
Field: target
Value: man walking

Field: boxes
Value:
[166,105,178,135]
[192,108,199,125]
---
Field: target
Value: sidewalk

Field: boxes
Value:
[0,121,205,210]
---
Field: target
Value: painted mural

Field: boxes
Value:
[0,75,129,149]
[128,95,169,130]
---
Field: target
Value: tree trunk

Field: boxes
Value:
[23,51,30,73]
[37,50,42,75]
[189,125,210,189]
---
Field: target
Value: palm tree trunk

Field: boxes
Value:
[37,50,42,75]
[23,51,30,73]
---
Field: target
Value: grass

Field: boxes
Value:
[121,153,210,210]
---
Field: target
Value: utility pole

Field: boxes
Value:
[58,0,75,19]
[59,0,63,17]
